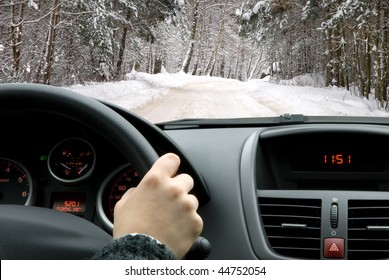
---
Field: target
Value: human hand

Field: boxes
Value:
[112,153,203,259]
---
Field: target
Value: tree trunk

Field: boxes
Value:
[325,30,333,87]
[248,52,264,80]
[354,31,365,97]
[374,0,386,104]
[182,0,200,73]
[11,1,26,77]
[115,7,132,79]
[365,32,371,98]
[383,2,389,102]
[146,41,153,74]
[43,0,61,84]
[204,0,228,76]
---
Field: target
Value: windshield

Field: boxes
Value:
[1,0,388,123]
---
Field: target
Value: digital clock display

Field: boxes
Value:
[323,153,352,166]
[52,192,86,213]
[291,148,385,172]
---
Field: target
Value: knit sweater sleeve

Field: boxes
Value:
[91,234,176,260]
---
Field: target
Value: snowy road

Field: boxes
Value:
[132,79,286,123]
[69,71,389,124]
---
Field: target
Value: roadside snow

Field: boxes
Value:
[67,71,389,123]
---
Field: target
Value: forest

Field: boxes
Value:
[0,0,388,106]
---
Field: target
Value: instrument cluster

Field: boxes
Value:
[0,112,140,233]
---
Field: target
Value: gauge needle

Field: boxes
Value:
[78,164,89,175]
[61,163,72,170]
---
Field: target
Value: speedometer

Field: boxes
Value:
[0,158,34,205]
[96,164,141,231]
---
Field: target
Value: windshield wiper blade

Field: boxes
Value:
[157,114,306,129]
[156,114,389,130]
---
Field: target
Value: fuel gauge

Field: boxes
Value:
[48,138,96,184]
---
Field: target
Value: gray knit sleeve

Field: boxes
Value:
[91,234,176,260]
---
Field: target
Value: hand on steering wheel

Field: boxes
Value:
[113,153,203,259]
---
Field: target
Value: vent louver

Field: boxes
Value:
[348,200,389,260]
[258,197,321,259]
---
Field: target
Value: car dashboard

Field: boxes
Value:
[162,117,389,260]
[1,101,389,260]
[241,124,389,260]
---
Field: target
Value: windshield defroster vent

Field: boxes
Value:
[348,200,389,260]
[258,197,321,259]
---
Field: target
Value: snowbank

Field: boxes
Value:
[278,73,326,88]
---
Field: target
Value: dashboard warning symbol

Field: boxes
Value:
[329,243,339,252]
[324,238,344,258]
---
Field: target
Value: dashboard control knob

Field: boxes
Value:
[331,203,338,229]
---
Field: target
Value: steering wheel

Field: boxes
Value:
[0,83,159,259]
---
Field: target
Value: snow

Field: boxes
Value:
[28,0,38,10]
[66,71,389,123]
[278,73,326,87]
[242,12,251,21]
[253,1,267,14]
[175,0,185,7]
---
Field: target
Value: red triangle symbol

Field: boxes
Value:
[329,243,339,252]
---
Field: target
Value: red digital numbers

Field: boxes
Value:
[324,154,351,166]
[64,200,80,207]
[52,194,86,213]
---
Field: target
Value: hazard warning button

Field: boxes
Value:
[324,238,345,258]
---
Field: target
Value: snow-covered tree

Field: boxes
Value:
[0,0,181,84]
[237,0,389,104]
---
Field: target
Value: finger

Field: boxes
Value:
[174,173,194,193]
[151,153,181,178]
[187,193,200,211]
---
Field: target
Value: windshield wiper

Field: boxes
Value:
[157,114,306,129]
[157,114,389,130]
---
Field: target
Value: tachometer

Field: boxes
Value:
[96,164,141,231]
[0,158,34,205]
[48,138,96,184]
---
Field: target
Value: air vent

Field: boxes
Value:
[348,200,389,260]
[258,197,321,259]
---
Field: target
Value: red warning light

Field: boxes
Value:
[324,238,344,258]
[329,243,339,252]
